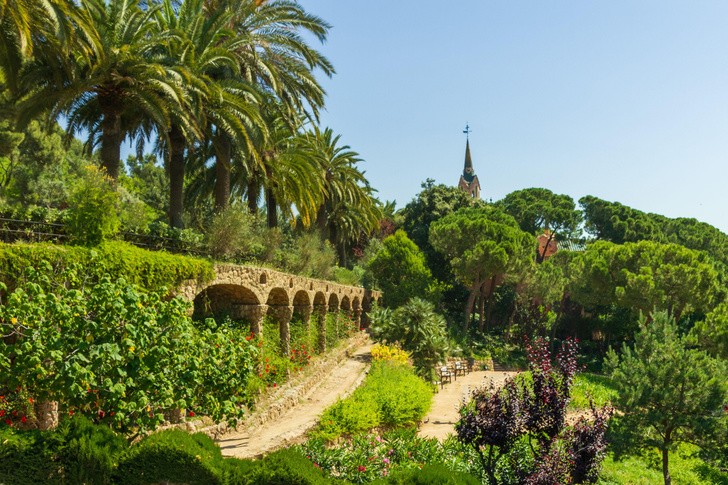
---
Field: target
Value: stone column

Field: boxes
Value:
[314,304,327,353]
[268,305,293,355]
[249,304,268,337]
[353,308,363,330]
[35,401,59,431]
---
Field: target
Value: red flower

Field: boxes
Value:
[4,419,11,426]
[358,465,366,472]
[0,410,5,417]
[28,398,33,404]
[273,383,277,388]
[189,411,196,417]
[20,416,26,424]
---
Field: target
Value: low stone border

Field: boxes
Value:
[177,332,370,439]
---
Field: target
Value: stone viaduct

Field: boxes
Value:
[176,264,381,355]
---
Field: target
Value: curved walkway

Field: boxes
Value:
[419,370,517,441]
[217,344,373,459]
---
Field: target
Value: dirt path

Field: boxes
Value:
[217,343,373,459]
[419,370,517,441]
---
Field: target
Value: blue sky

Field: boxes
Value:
[299,1,728,233]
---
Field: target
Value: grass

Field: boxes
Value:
[569,372,619,410]
[598,444,728,485]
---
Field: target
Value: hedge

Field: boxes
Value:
[0,241,214,292]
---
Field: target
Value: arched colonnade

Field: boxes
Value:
[175,265,381,355]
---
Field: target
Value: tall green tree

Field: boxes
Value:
[367,230,444,308]
[606,311,727,485]
[429,206,534,330]
[307,126,381,266]
[497,187,581,262]
[19,0,188,181]
[205,0,334,210]
[569,240,721,321]
[154,0,264,227]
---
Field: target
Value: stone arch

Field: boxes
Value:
[313,292,326,306]
[328,293,339,312]
[266,287,289,306]
[341,295,351,312]
[352,296,361,311]
[193,284,260,321]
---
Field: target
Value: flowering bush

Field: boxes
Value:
[0,264,257,432]
[371,344,410,365]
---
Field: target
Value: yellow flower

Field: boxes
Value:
[129,346,135,353]
[10,317,17,325]
[136,302,143,309]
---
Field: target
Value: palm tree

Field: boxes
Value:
[204,0,334,210]
[153,0,265,228]
[306,127,382,266]
[18,0,187,181]
[0,0,90,93]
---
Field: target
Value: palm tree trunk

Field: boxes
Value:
[100,111,122,180]
[214,136,232,211]
[265,186,277,228]
[247,179,259,213]
[168,124,186,229]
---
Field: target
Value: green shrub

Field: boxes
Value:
[0,241,214,293]
[313,361,433,441]
[317,395,381,440]
[373,464,480,485]
[116,430,225,485]
[0,427,63,484]
[225,448,331,485]
[363,362,433,427]
[206,205,262,261]
[56,416,128,485]
[66,166,120,246]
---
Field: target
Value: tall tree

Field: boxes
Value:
[606,311,727,485]
[154,0,264,227]
[18,0,187,181]
[569,240,721,321]
[307,126,381,266]
[205,0,334,210]
[497,187,581,262]
[430,206,534,330]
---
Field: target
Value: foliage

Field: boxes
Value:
[0,266,255,433]
[366,230,445,307]
[0,414,128,485]
[0,240,214,293]
[332,265,364,286]
[116,430,225,485]
[579,195,728,269]
[301,429,483,484]
[456,338,611,484]
[691,301,728,359]
[373,463,480,484]
[569,240,721,320]
[226,448,331,485]
[66,166,120,246]
[370,298,448,378]
[371,344,410,366]
[497,188,581,262]
[569,373,619,411]
[314,361,433,441]
[430,206,534,328]
[206,205,262,261]
[605,311,728,485]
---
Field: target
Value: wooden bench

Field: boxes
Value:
[453,360,466,377]
[437,365,453,388]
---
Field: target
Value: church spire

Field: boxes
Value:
[457,123,481,199]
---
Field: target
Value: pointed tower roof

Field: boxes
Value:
[462,139,475,182]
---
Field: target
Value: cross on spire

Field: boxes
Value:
[463,123,471,140]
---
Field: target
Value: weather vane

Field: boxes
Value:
[463,123,471,140]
